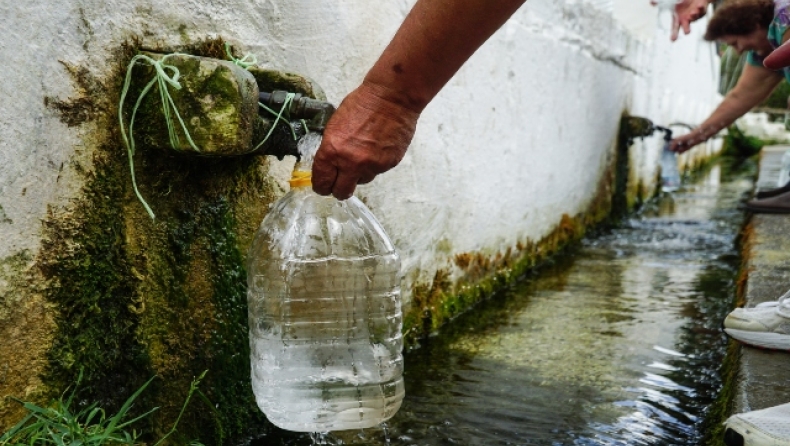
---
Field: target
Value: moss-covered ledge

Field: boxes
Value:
[402,163,617,349]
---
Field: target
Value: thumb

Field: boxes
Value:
[311,143,338,196]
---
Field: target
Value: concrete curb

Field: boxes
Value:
[734,145,790,414]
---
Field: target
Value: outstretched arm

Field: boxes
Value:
[670,63,783,152]
[312,0,527,199]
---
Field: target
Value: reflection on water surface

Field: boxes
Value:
[249,161,754,445]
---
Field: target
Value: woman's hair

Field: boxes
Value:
[704,0,774,41]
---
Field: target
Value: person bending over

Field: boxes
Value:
[670,0,789,153]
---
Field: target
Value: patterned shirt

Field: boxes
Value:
[747,0,790,81]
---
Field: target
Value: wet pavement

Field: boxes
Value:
[734,145,790,414]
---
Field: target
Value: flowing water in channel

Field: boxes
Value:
[249,159,754,445]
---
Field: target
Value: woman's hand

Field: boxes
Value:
[669,129,707,153]
[670,0,710,41]
[312,83,420,200]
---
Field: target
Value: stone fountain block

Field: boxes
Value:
[127,52,259,156]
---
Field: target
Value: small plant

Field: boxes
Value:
[723,125,768,159]
[0,370,208,446]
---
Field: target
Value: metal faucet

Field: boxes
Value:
[256,91,336,160]
[621,116,673,146]
[258,91,336,131]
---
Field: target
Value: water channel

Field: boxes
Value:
[250,159,755,445]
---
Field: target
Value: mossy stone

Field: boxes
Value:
[129,52,259,156]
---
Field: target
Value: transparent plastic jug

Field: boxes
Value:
[247,134,405,432]
[660,142,681,192]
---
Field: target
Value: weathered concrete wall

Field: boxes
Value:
[0,0,721,441]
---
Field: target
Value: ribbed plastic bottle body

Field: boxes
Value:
[247,187,404,432]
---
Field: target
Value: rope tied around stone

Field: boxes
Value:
[225,42,258,69]
[119,53,200,220]
[119,48,311,220]
[224,43,310,138]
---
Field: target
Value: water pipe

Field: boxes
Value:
[620,116,676,145]
[259,91,336,132]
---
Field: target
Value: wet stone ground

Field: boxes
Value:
[247,159,755,446]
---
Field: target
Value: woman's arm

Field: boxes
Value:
[312,0,527,200]
[670,63,783,152]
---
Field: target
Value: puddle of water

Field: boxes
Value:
[245,160,755,445]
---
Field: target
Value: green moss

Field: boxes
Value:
[127,53,251,156]
[761,79,790,110]
[38,150,150,414]
[246,67,326,101]
[44,62,107,127]
[0,250,32,321]
[33,37,288,444]
[404,207,608,348]
[722,125,770,159]
[401,112,704,348]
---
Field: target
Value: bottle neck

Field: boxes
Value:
[289,170,312,189]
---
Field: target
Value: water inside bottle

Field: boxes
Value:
[247,133,405,432]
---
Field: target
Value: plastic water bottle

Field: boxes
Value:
[247,133,405,432]
[660,142,681,192]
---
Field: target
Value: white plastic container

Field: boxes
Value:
[246,134,405,432]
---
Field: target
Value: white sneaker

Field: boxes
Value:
[724,403,790,446]
[723,290,790,350]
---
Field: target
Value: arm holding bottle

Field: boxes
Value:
[669,63,782,152]
[312,0,527,200]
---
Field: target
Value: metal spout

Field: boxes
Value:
[254,91,336,160]
[621,116,673,145]
[259,91,336,131]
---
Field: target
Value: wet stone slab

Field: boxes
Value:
[736,145,790,412]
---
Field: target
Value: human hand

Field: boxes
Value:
[312,82,420,200]
[764,39,790,70]
[660,0,709,41]
[669,129,707,153]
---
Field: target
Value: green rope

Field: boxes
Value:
[118,48,310,220]
[224,42,258,69]
[119,53,203,220]
[223,46,310,144]
[254,93,296,151]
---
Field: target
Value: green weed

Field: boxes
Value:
[0,370,209,446]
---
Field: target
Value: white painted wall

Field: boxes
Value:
[0,0,721,301]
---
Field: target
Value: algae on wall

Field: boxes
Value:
[399,110,674,348]
[0,37,319,444]
[402,153,619,348]
[0,250,55,430]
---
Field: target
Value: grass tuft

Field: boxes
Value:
[0,370,209,446]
